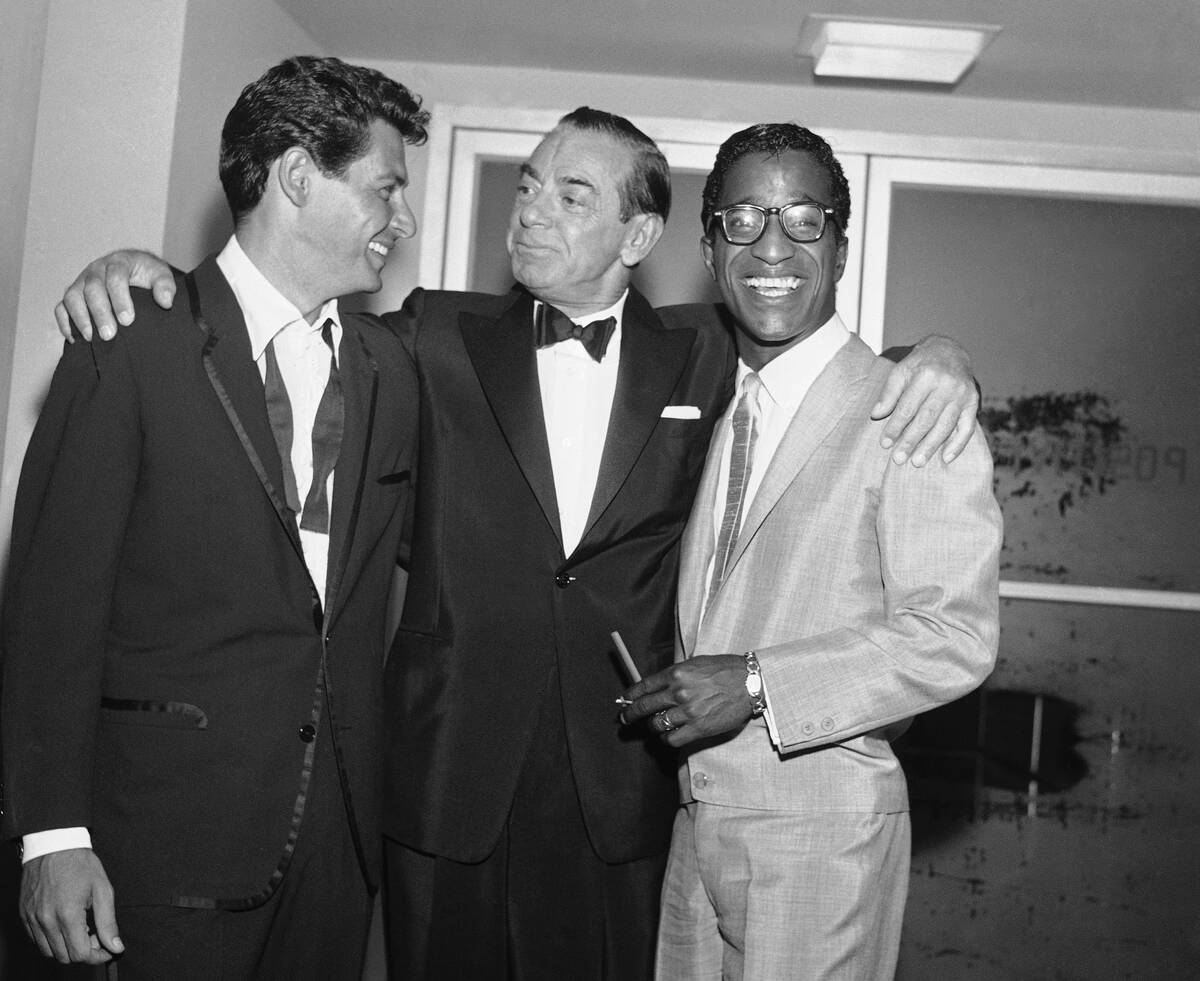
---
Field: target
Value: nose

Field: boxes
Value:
[750,212,796,265]
[516,187,551,228]
[391,196,417,240]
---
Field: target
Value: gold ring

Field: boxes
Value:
[654,710,677,732]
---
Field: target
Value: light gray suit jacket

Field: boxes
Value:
[676,334,1002,813]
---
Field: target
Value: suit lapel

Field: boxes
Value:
[324,319,378,626]
[460,291,563,547]
[724,337,876,577]
[188,258,305,565]
[583,289,696,536]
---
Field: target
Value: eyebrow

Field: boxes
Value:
[520,162,540,181]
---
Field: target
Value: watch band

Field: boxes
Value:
[744,650,766,717]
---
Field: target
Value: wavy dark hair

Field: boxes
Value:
[219,55,430,223]
[701,123,850,240]
[558,106,671,223]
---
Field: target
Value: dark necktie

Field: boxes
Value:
[706,373,762,609]
[534,303,617,362]
[261,319,343,534]
[301,319,343,534]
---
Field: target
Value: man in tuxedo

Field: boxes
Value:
[2,56,426,979]
[56,109,979,981]
[621,123,1002,980]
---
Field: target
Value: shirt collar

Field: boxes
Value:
[215,235,342,361]
[737,312,851,410]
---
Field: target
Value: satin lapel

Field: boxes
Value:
[725,338,876,577]
[188,259,304,563]
[584,289,696,534]
[677,407,728,655]
[460,292,563,547]
[324,320,377,627]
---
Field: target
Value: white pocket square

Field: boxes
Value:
[661,405,701,420]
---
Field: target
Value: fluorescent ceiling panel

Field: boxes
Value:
[797,14,1001,85]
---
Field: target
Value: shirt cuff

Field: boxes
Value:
[22,828,92,863]
[759,672,783,747]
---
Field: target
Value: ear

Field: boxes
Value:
[619,213,665,268]
[277,146,317,208]
[700,234,717,281]
[833,233,848,283]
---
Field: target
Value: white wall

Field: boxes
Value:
[0,0,191,587]
[0,0,319,586]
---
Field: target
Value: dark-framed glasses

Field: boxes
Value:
[709,201,838,245]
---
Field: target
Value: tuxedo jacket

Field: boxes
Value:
[0,256,417,907]
[380,287,735,864]
[677,335,1002,813]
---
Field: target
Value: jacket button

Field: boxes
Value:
[801,721,815,736]
[821,717,835,731]
[692,772,709,790]
[555,572,575,589]
[298,723,317,743]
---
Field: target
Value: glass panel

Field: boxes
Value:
[882,188,1200,592]
[898,601,1200,980]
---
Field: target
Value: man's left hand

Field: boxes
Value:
[619,655,753,747]
[871,335,978,467]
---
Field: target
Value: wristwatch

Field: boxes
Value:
[743,651,767,717]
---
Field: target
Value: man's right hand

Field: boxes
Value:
[55,249,175,342]
[21,848,124,965]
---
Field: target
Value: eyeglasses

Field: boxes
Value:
[708,201,838,246]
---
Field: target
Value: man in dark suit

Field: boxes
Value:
[1,56,426,979]
[56,108,978,981]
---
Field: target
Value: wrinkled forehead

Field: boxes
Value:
[526,124,633,195]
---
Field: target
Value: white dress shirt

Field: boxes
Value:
[704,313,851,745]
[535,294,626,556]
[22,236,342,864]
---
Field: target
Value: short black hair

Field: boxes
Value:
[701,123,850,240]
[219,55,430,224]
[557,106,671,223]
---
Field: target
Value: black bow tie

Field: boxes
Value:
[534,303,617,363]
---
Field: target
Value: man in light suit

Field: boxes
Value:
[2,57,426,978]
[622,123,1002,980]
[55,110,980,981]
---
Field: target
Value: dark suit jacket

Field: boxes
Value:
[380,288,734,864]
[0,256,417,908]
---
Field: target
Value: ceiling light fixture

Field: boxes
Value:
[796,14,1001,85]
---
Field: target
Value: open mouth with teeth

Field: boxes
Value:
[744,276,802,298]
[368,241,391,259]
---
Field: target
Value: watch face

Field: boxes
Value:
[745,672,763,696]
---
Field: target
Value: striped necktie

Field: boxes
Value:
[706,372,762,609]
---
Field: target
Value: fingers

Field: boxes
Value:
[54,302,76,343]
[941,388,980,463]
[61,273,97,342]
[104,262,138,335]
[869,368,905,425]
[89,879,123,958]
[878,382,937,465]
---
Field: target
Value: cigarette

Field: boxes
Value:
[610,630,641,684]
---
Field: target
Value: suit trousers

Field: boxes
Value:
[384,668,667,981]
[104,719,373,981]
[656,801,910,981]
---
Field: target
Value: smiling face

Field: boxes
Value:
[302,119,416,303]
[505,125,662,318]
[702,149,847,370]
